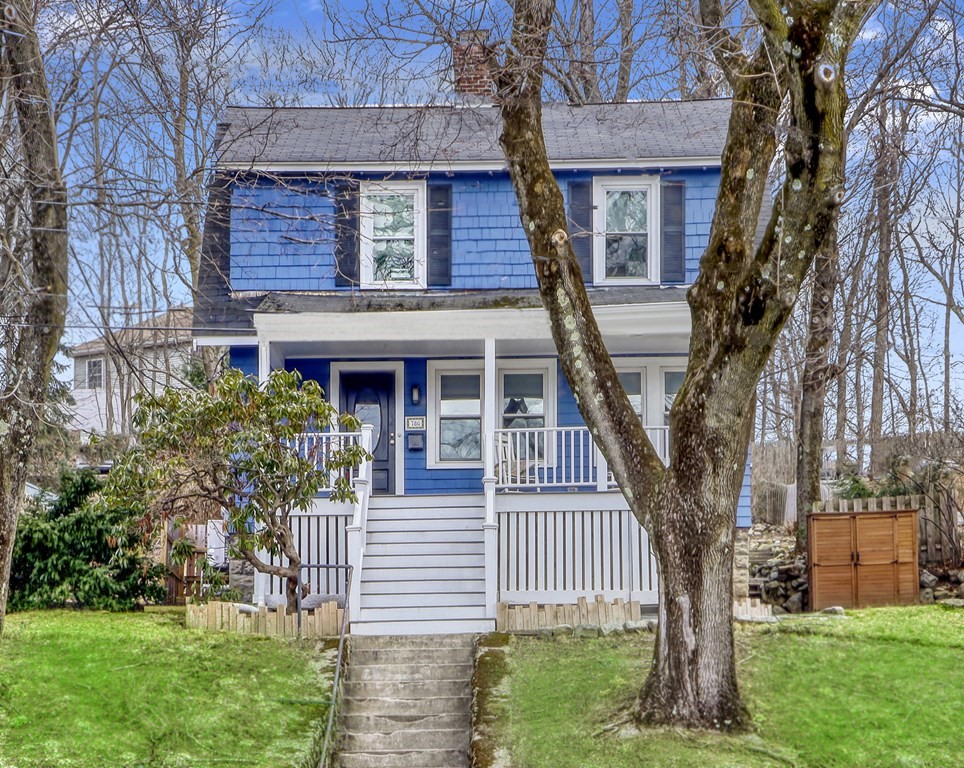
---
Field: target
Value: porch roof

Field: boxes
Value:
[257,285,688,314]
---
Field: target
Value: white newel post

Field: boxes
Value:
[347,424,375,623]
[482,338,499,620]
[257,340,270,384]
[596,443,609,492]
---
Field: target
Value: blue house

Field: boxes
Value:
[194,87,751,634]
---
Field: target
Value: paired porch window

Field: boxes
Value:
[438,373,482,461]
[663,370,685,426]
[359,182,426,288]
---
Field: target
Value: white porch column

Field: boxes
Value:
[347,424,375,624]
[482,338,499,621]
[257,340,270,384]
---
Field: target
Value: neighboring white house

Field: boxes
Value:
[69,306,197,437]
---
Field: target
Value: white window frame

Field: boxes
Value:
[592,175,661,285]
[359,180,427,290]
[427,360,485,470]
[86,358,104,389]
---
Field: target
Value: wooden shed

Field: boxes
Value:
[808,509,919,610]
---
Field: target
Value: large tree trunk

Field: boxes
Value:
[495,0,866,729]
[0,0,69,632]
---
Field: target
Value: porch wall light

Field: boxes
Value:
[411,384,421,405]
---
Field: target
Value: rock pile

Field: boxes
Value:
[919,566,964,604]
[750,557,809,614]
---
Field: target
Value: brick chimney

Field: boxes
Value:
[453,30,494,98]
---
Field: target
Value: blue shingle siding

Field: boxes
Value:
[229,346,258,377]
[669,169,722,283]
[737,458,752,528]
[227,169,720,293]
[285,358,331,397]
[231,178,337,292]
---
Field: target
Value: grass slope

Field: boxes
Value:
[489,606,964,768]
[0,609,336,768]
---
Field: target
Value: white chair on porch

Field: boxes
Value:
[497,431,541,489]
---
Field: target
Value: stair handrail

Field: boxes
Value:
[346,424,374,624]
[296,563,353,768]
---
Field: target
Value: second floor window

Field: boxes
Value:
[593,176,660,284]
[360,181,426,289]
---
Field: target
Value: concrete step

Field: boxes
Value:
[342,728,470,753]
[350,647,474,666]
[367,529,483,545]
[336,749,468,768]
[350,634,477,650]
[344,678,471,700]
[361,592,486,609]
[365,541,484,556]
[359,578,486,595]
[342,695,473,717]
[351,662,474,682]
[367,517,481,533]
[340,712,472,733]
[350,619,493,635]
[358,605,487,623]
[361,554,485,569]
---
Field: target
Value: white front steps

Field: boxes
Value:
[353,494,494,635]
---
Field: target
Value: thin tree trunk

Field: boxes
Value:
[0,1,69,632]
[797,241,839,545]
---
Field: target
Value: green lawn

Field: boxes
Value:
[479,606,964,768]
[0,609,336,768]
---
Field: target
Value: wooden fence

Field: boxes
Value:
[497,493,658,604]
[497,595,645,631]
[186,600,345,638]
[812,493,962,567]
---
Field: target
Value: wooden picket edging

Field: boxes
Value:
[186,600,345,638]
[812,493,961,567]
[497,595,644,631]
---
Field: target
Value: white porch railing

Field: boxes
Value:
[493,425,670,490]
[496,492,658,604]
[253,425,374,609]
[288,431,365,488]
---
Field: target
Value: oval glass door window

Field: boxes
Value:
[354,388,382,450]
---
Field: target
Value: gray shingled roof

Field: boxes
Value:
[217,100,732,167]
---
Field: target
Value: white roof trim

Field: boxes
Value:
[194,335,259,347]
[219,157,721,174]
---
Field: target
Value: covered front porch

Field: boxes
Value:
[223,297,686,631]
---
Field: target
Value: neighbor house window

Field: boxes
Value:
[593,176,659,284]
[360,181,426,288]
[86,358,104,389]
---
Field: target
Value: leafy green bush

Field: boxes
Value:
[9,469,166,611]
